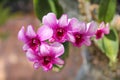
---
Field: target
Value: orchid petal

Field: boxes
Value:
[39,43,49,56]
[42,13,57,28]
[102,23,110,34]
[26,25,36,38]
[99,22,105,28]
[18,26,27,42]
[42,63,53,71]
[50,42,64,57]
[23,44,29,51]
[34,62,41,69]
[83,37,91,46]
[58,14,68,28]
[68,18,80,31]
[67,32,75,43]
[26,49,37,61]
[79,22,87,33]
[53,58,64,65]
[37,25,53,41]
[86,21,97,36]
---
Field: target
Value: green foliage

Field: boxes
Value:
[0,5,11,26]
[33,0,63,21]
[61,42,69,60]
[95,28,119,65]
[90,0,101,4]
[103,28,119,64]
[98,0,116,22]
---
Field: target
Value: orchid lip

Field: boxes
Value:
[42,56,52,65]
[28,37,41,50]
[56,28,66,38]
[74,33,83,44]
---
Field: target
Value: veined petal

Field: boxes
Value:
[53,58,64,65]
[26,25,36,38]
[18,26,27,42]
[68,18,80,31]
[86,21,97,36]
[23,44,29,51]
[37,25,53,41]
[39,43,49,56]
[67,32,75,43]
[58,14,68,28]
[34,61,41,69]
[102,23,110,34]
[83,38,91,46]
[79,22,87,33]
[99,22,105,28]
[26,49,37,61]
[50,42,64,58]
[42,13,57,28]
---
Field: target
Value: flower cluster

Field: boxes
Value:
[18,13,109,71]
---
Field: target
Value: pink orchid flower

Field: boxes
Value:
[26,42,64,71]
[67,18,97,47]
[18,25,53,52]
[42,13,74,43]
[95,22,109,39]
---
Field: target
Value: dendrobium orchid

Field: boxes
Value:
[68,18,97,47]
[26,42,64,71]
[18,12,110,72]
[18,25,53,52]
[42,13,73,43]
[95,22,109,39]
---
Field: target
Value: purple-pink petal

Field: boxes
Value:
[37,25,53,41]
[53,58,64,65]
[18,26,27,42]
[68,18,80,32]
[58,14,68,28]
[23,44,29,51]
[96,22,109,39]
[50,42,64,58]
[26,25,36,38]
[42,63,53,71]
[102,23,109,34]
[26,49,37,61]
[42,13,57,28]
[83,38,91,46]
[79,22,87,33]
[34,62,41,69]
[67,32,75,43]
[86,21,97,36]
[39,43,49,56]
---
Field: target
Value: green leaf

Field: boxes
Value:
[103,28,119,63]
[33,0,63,21]
[95,28,119,64]
[60,42,69,60]
[48,0,63,18]
[98,0,116,22]
[94,38,105,53]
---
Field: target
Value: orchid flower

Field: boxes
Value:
[18,25,53,52]
[42,13,74,43]
[26,42,64,71]
[95,22,109,39]
[68,18,97,47]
